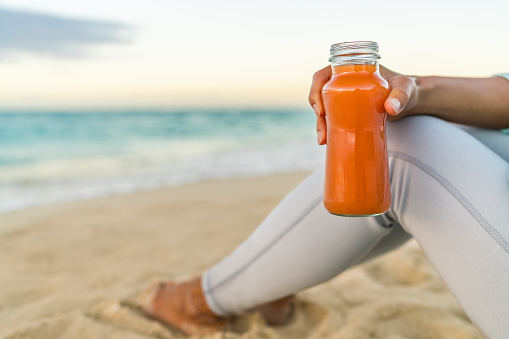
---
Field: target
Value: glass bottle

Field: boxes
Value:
[322,41,391,216]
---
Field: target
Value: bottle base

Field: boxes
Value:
[323,200,391,218]
[328,211,387,218]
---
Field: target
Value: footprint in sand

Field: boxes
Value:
[88,299,181,338]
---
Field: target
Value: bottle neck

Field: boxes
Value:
[331,62,379,75]
[328,41,381,75]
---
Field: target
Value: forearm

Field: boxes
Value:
[409,76,509,129]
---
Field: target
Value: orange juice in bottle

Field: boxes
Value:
[322,41,391,216]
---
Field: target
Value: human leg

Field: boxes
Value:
[202,165,396,316]
[385,116,509,339]
[203,116,509,337]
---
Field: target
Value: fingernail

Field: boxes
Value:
[312,104,320,117]
[388,98,401,114]
[317,131,323,144]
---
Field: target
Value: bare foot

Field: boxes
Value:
[136,277,227,335]
[136,277,295,334]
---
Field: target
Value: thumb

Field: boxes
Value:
[384,76,414,116]
[385,88,410,116]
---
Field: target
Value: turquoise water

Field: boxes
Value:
[0,109,323,213]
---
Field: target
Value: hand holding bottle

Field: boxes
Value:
[309,65,418,145]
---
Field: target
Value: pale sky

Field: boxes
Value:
[0,0,507,109]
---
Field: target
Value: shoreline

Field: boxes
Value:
[0,171,483,338]
[0,168,318,219]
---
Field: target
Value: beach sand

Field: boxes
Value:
[0,172,484,339]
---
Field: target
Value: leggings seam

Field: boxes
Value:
[203,193,324,310]
[389,150,509,255]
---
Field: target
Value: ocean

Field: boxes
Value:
[0,109,324,213]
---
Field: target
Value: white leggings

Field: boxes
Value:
[202,116,509,339]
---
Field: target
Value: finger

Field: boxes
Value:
[384,77,413,116]
[316,115,327,145]
[308,65,332,117]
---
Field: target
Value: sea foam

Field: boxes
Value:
[0,109,323,213]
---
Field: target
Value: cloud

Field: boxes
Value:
[0,7,133,58]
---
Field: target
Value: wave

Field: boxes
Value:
[0,140,324,214]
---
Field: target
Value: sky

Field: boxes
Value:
[0,0,507,110]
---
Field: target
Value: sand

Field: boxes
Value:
[0,172,484,339]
